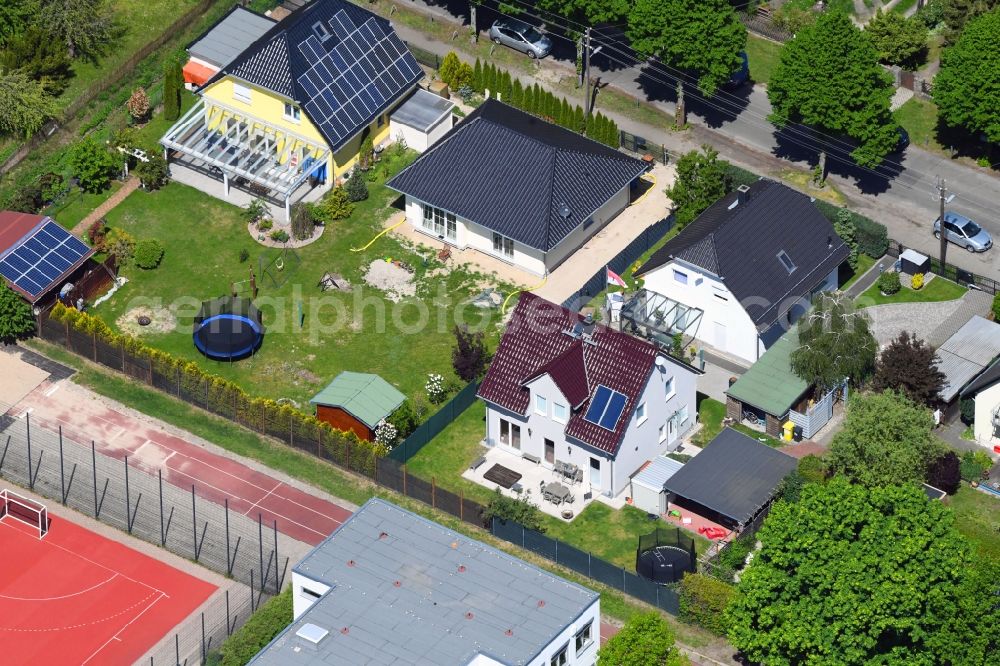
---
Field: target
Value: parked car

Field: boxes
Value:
[488,18,552,59]
[934,211,993,252]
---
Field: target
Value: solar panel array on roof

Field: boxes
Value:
[296,10,422,149]
[0,219,92,300]
[584,385,627,431]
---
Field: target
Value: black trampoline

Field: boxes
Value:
[193,297,264,361]
[636,527,696,585]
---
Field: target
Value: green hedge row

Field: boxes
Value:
[815,200,888,258]
[678,573,736,636]
[212,588,292,666]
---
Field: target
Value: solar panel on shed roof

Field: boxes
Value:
[0,217,93,302]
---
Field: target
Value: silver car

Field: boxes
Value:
[934,211,993,252]
[489,18,552,59]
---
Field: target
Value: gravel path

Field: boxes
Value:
[866,299,965,346]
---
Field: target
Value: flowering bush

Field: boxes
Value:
[426,373,445,404]
[911,273,924,290]
[374,419,398,449]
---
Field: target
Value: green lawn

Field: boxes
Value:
[948,485,1000,560]
[93,150,510,405]
[838,254,877,291]
[44,182,123,230]
[746,35,784,86]
[894,97,941,152]
[693,394,726,447]
[857,275,967,307]
[56,0,204,113]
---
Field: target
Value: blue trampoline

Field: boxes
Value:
[193,297,264,361]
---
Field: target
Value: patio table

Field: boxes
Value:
[544,482,571,504]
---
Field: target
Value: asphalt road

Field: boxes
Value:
[390,0,1000,279]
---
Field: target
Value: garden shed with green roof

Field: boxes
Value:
[725,329,811,438]
[310,372,406,442]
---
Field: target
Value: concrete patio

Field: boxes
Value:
[462,446,599,521]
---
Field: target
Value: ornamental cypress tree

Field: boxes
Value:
[500,71,512,100]
[472,58,482,91]
[511,78,524,108]
[532,83,543,113]
[523,84,535,114]
[484,63,496,95]
[572,104,584,133]
[162,59,179,121]
[559,98,571,127]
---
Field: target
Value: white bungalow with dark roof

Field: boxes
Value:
[387,99,649,276]
[476,293,699,500]
[626,180,850,364]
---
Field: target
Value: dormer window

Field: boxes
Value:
[312,21,331,41]
[777,250,796,275]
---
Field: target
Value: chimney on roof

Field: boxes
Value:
[828,235,833,249]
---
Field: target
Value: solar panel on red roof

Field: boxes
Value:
[584,384,627,431]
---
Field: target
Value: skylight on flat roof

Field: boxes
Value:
[296,623,329,644]
[584,385,627,431]
[776,250,796,275]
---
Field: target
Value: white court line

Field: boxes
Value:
[0,521,169,597]
[0,572,118,601]
[80,591,166,666]
[243,482,283,518]
[44,384,60,398]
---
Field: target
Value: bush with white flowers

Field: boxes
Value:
[374,419,398,449]
[426,373,445,404]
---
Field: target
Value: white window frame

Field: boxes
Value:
[553,402,568,424]
[665,376,675,401]
[283,103,301,122]
[233,83,252,104]
[550,642,569,666]
[535,393,548,416]
[422,204,457,241]
[658,424,666,442]
[636,401,647,425]
[499,417,521,450]
[492,232,514,259]
[574,622,593,654]
[673,269,688,285]
[679,404,689,425]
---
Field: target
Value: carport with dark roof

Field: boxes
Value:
[663,428,796,529]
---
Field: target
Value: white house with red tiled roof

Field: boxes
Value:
[478,293,699,499]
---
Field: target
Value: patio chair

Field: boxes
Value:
[565,493,575,504]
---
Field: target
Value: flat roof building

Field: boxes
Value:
[251,499,600,665]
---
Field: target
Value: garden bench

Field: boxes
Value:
[469,455,487,472]
[522,452,541,465]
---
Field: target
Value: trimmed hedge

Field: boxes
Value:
[815,201,888,258]
[678,573,735,636]
[134,239,164,269]
[216,588,292,666]
[725,164,761,190]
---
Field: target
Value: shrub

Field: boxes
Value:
[992,292,1000,321]
[289,202,315,241]
[439,51,461,88]
[425,372,445,404]
[69,137,121,193]
[452,325,490,381]
[133,153,169,190]
[877,270,901,294]
[257,218,273,232]
[926,451,961,494]
[959,451,986,482]
[911,272,924,290]
[483,488,545,532]
[0,283,35,343]
[313,186,354,222]
[960,396,975,424]
[453,62,474,89]
[359,134,375,171]
[104,228,136,266]
[133,239,164,269]
[678,574,735,636]
[345,168,368,202]
[833,208,859,269]
[388,400,419,439]
[853,214,889,257]
[239,248,250,263]
[242,199,269,226]
[86,219,108,249]
[217,588,292,666]
[269,229,290,243]
[797,454,828,483]
[126,87,150,122]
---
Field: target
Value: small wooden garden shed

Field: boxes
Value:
[310,372,406,442]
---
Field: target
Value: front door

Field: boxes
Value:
[544,439,555,465]
[590,457,601,489]
[667,415,677,446]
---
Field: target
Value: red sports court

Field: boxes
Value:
[0,490,216,665]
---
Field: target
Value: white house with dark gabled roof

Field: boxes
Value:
[387,99,649,276]
[628,180,849,364]
[477,293,699,499]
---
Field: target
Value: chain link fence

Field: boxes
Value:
[0,415,287,599]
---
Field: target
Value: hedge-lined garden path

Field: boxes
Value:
[72,176,141,236]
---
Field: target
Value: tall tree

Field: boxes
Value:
[41,0,117,61]
[0,0,39,47]
[790,291,877,392]
[452,325,490,381]
[828,389,941,487]
[940,0,998,43]
[768,12,899,174]
[162,59,181,121]
[0,282,34,342]
[864,9,929,68]
[871,331,945,405]
[537,0,630,79]
[597,612,685,666]
[933,8,1000,144]
[627,0,746,126]
[726,479,984,665]
[0,69,60,138]
[665,145,732,227]
[0,27,74,95]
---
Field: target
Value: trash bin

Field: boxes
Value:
[783,420,795,442]
[793,425,803,442]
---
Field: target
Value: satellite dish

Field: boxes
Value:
[655,356,668,371]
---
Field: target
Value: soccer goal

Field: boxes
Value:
[0,489,48,539]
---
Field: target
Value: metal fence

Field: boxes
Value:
[886,239,1000,294]
[737,11,792,43]
[0,415,287,599]
[389,381,481,463]
[491,518,682,615]
[561,215,674,310]
[147,583,259,666]
[620,131,673,164]
[405,41,442,70]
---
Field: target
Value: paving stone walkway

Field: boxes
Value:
[71,176,141,235]
[866,288,992,347]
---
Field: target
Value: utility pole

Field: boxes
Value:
[582,27,591,130]
[934,177,955,270]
